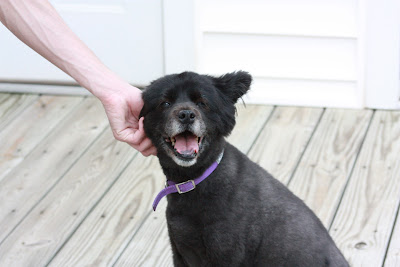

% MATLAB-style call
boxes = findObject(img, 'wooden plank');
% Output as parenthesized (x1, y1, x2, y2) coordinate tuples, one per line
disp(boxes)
(113, 106, 322, 266)
(288, 109, 372, 227)
(384, 213, 400, 267)
(0, 93, 9, 101)
(0, 129, 137, 266)
(227, 104, 274, 153)
(0, 95, 82, 181)
(330, 111, 400, 267)
(48, 105, 273, 266)
(248, 106, 323, 184)
(0, 94, 38, 132)
(114, 201, 173, 267)
(49, 155, 165, 267)
(0, 97, 109, 243)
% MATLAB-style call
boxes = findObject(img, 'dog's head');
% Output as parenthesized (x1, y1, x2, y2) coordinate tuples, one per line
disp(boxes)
(140, 71, 252, 168)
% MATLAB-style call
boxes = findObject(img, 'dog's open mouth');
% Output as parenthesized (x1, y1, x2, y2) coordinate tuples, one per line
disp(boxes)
(165, 131, 203, 160)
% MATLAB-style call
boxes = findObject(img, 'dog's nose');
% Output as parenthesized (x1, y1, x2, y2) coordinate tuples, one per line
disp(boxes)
(178, 110, 196, 124)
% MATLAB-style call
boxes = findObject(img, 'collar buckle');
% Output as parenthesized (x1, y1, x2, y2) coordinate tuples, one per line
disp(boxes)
(152, 149, 224, 211)
(175, 180, 196, 194)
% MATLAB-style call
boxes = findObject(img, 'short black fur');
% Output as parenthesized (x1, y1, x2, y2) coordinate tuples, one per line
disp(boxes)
(140, 71, 349, 266)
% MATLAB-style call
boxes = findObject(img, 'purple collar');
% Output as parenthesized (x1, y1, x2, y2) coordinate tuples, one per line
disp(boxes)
(152, 150, 224, 211)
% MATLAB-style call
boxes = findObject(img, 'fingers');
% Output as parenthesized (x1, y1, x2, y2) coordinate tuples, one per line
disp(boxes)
(118, 130, 156, 157)
(128, 118, 156, 156)
(133, 117, 157, 156)
(137, 137, 153, 151)
(140, 146, 157, 157)
(137, 137, 157, 156)
(112, 117, 156, 157)
(128, 117, 146, 146)
(129, 138, 157, 157)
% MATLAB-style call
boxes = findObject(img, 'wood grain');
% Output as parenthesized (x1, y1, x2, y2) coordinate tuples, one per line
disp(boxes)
(0, 94, 38, 132)
(0, 97, 108, 243)
(0, 129, 136, 267)
(2, 93, 399, 267)
(49, 155, 165, 267)
(330, 111, 400, 267)
(384, 213, 400, 267)
(114, 106, 322, 266)
(248, 106, 323, 184)
(0, 95, 82, 181)
(288, 109, 372, 227)
(114, 201, 173, 267)
(227, 104, 274, 153)
(0, 93, 8, 102)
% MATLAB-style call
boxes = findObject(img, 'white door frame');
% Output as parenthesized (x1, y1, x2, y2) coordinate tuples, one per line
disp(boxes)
(162, 0, 197, 75)
(362, 0, 400, 109)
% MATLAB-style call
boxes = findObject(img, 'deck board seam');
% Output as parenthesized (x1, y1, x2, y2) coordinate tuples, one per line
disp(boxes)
(0, 96, 86, 184)
(286, 108, 325, 186)
(0, 123, 108, 246)
(382, 196, 400, 267)
(0, 96, 87, 244)
(327, 110, 376, 231)
(0, 94, 39, 134)
(45, 150, 141, 267)
(111, 211, 153, 267)
(246, 106, 277, 154)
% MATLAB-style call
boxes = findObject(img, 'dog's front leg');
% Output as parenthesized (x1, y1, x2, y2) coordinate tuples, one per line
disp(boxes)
(170, 238, 188, 267)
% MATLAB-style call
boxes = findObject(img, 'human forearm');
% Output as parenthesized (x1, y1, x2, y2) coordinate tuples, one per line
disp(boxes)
(0, 0, 132, 100)
(0, 0, 155, 156)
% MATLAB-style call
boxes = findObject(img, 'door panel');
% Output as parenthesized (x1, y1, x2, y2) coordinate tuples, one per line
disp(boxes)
(0, 0, 163, 86)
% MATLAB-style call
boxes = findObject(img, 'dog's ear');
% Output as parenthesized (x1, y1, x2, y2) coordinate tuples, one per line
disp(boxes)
(139, 106, 146, 119)
(212, 71, 252, 103)
(139, 90, 150, 119)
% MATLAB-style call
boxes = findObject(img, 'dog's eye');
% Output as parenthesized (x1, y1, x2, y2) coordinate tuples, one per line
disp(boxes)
(196, 101, 206, 108)
(160, 102, 171, 108)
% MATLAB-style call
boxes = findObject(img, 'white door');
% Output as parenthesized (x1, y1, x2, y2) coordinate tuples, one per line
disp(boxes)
(164, 0, 400, 109)
(0, 0, 164, 86)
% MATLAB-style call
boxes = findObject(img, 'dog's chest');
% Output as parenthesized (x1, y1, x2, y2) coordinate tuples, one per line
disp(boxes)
(167, 213, 208, 265)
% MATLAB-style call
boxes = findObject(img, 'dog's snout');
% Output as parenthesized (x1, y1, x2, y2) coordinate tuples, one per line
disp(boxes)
(178, 110, 196, 124)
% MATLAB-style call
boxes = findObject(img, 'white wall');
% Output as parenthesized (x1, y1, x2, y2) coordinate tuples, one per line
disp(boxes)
(1, 0, 399, 109)
(0, 0, 164, 86)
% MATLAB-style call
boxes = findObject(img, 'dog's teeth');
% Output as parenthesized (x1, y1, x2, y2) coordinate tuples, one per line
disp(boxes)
(172, 141, 175, 146)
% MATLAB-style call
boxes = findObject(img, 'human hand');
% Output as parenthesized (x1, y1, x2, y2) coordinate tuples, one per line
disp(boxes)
(99, 84, 156, 157)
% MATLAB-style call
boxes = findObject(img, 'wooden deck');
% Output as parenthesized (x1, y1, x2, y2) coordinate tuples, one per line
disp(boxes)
(0, 93, 399, 266)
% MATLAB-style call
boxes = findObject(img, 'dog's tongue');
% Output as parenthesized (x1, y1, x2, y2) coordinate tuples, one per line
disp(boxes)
(174, 133, 198, 154)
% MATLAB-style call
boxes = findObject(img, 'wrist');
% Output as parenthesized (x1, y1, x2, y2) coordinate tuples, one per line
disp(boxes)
(85, 70, 141, 103)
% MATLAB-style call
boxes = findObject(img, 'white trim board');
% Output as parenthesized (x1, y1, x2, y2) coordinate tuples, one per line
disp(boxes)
(0, 83, 90, 96)
(243, 78, 361, 109)
(362, 0, 400, 109)
(162, 0, 197, 74)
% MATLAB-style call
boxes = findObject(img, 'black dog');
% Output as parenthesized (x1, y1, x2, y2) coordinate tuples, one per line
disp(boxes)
(140, 71, 349, 267)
